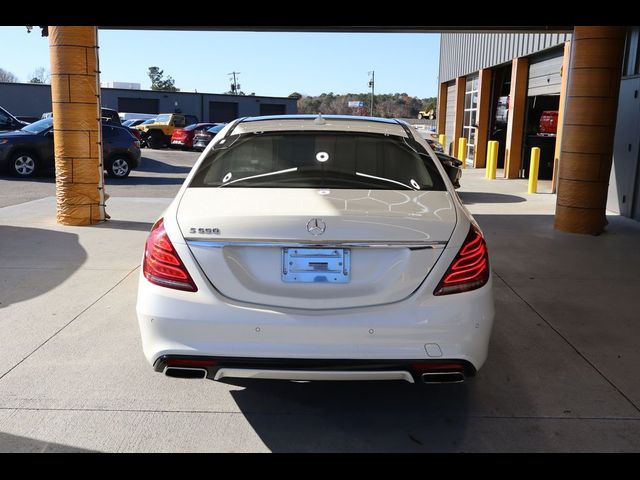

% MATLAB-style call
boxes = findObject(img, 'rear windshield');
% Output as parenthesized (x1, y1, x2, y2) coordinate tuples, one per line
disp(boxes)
(189, 132, 445, 191)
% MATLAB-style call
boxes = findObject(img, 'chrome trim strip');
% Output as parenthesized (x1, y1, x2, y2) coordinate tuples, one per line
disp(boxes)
(186, 239, 447, 249)
(214, 368, 415, 383)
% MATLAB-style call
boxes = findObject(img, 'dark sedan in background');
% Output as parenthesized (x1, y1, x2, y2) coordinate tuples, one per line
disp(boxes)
(435, 152, 462, 189)
(0, 118, 141, 178)
(192, 123, 226, 151)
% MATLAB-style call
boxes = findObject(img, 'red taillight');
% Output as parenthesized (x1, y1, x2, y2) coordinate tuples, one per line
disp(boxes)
(143, 218, 197, 292)
(434, 224, 489, 296)
(130, 128, 141, 140)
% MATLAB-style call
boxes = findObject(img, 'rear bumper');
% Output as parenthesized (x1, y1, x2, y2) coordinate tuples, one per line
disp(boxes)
(154, 355, 477, 383)
(137, 269, 495, 372)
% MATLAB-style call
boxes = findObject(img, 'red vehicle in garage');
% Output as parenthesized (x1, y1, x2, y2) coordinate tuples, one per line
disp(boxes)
(170, 123, 218, 150)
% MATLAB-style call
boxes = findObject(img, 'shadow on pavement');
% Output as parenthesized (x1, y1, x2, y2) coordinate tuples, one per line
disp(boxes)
(458, 191, 526, 204)
(95, 220, 154, 232)
(224, 379, 472, 452)
(105, 176, 186, 186)
(0, 431, 94, 452)
(134, 157, 193, 174)
(0, 226, 86, 309)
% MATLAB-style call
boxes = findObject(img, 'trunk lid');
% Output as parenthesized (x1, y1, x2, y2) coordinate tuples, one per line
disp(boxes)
(177, 188, 456, 309)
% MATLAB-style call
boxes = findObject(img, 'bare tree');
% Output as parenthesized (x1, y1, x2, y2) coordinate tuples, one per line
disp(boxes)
(29, 67, 50, 84)
(0, 68, 18, 83)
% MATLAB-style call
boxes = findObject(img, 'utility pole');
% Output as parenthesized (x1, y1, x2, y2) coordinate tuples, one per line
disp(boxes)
(368, 70, 375, 116)
(227, 71, 241, 94)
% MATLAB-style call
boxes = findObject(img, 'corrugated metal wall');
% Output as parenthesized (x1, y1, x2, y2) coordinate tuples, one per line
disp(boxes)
(439, 33, 572, 83)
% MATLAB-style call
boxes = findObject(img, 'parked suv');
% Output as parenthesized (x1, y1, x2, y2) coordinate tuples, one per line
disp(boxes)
(0, 106, 30, 132)
(0, 117, 141, 178)
(136, 113, 199, 149)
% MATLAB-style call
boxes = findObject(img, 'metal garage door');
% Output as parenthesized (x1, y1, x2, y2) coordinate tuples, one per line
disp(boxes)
(260, 104, 286, 116)
(209, 102, 239, 123)
(528, 53, 563, 96)
(117, 97, 159, 114)
(444, 83, 456, 155)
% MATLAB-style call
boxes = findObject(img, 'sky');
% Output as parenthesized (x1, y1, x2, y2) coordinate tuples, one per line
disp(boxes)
(0, 27, 440, 99)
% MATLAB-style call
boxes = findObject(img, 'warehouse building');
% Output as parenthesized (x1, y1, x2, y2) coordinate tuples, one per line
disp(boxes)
(0, 82, 297, 123)
(437, 29, 640, 222)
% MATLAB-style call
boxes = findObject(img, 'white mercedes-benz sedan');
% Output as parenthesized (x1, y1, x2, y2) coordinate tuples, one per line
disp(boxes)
(136, 115, 494, 384)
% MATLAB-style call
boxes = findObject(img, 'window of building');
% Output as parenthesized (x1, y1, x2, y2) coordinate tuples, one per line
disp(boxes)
(462, 76, 479, 165)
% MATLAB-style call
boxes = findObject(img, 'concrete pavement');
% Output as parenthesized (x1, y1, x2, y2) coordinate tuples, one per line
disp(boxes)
(0, 149, 199, 208)
(1, 167, 639, 452)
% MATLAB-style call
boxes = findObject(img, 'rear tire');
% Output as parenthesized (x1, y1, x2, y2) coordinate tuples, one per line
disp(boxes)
(11, 151, 38, 178)
(147, 130, 165, 149)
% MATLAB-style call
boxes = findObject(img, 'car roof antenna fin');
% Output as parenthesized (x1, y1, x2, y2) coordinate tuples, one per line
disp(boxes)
(314, 113, 326, 125)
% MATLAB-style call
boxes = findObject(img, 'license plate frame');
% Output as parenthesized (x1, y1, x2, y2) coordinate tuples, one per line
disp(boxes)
(282, 248, 350, 283)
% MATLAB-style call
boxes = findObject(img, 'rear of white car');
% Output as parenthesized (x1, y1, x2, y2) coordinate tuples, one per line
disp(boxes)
(136, 115, 494, 384)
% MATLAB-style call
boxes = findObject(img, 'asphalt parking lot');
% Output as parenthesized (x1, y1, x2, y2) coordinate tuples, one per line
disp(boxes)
(1, 151, 640, 452)
(0, 148, 200, 208)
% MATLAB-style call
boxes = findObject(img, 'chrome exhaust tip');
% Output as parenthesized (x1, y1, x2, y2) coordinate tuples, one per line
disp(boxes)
(421, 372, 465, 384)
(164, 366, 208, 379)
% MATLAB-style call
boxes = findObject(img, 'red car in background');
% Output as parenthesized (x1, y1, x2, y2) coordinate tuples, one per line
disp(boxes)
(170, 123, 218, 150)
(538, 110, 558, 135)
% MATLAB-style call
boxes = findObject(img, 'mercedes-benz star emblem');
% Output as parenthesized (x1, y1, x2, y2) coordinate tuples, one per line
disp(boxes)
(306, 218, 326, 236)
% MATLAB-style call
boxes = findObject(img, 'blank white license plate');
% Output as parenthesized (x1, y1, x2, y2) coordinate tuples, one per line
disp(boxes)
(282, 248, 350, 283)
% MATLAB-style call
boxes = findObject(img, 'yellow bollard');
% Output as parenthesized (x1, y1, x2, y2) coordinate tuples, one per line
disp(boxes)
(457, 137, 467, 169)
(528, 147, 541, 194)
(438, 134, 446, 150)
(485, 141, 494, 179)
(488, 140, 498, 180)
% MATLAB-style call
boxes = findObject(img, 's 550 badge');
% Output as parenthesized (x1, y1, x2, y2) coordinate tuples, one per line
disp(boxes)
(189, 227, 221, 235)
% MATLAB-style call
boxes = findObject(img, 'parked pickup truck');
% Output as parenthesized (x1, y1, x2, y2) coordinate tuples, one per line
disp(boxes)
(135, 113, 199, 149)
